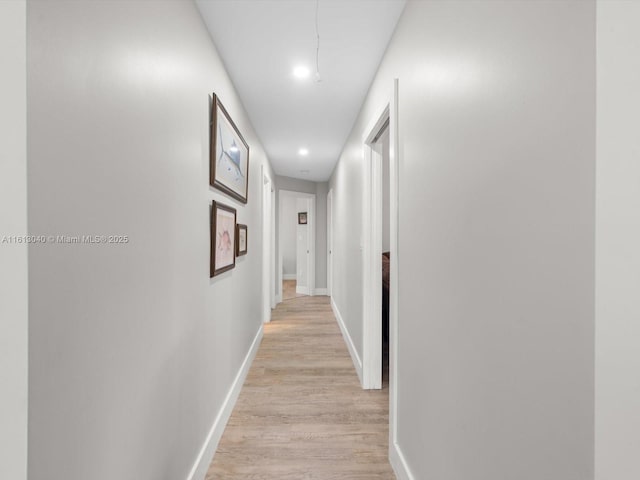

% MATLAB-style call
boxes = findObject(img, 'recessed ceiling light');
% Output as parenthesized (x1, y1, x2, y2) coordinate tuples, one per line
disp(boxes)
(298, 148, 309, 156)
(293, 65, 310, 79)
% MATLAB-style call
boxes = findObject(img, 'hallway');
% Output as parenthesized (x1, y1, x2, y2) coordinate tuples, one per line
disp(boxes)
(205, 296, 394, 479)
(6, 1, 640, 479)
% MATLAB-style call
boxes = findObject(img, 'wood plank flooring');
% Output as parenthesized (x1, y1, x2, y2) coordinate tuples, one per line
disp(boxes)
(282, 279, 305, 301)
(205, 296, 395, 479)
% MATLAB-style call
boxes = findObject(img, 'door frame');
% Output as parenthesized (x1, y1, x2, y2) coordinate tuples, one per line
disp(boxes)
(327, 189, 333, 297)
(360, 81, 400, 468)
(277, 189, 316, 300)
(361, 106, 386, 390)
(262, 168, 273, 323)
(270, 184, 276, 309)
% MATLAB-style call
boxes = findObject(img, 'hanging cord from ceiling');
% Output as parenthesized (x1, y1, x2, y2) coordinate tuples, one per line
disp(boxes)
(315, 0, 322, 82)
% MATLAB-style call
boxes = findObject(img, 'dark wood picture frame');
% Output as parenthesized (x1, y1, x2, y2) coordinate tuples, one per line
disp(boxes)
(298, 212, 308, 225)
(236, 224, 248, 256)
(210, 93, 250, 204)
(210, 200, 237, 277)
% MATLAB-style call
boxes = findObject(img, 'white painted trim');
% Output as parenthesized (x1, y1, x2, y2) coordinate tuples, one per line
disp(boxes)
(186, 326, 263, 480)
(327, 189, 333, 297)
(275, 293, 282, 304)
(388, 78, 401, 452)
(389, 441, 415, 480)
(262, 168, 273, 323)
(295, 285, 309, 295)
(331, 298, 363, 384)
(282, 273, 296, 280)
(361, 102, 390, 390)
(314, 288, 328, 296)
(270, 185, 277, 310)
(358, 80, 402, 468)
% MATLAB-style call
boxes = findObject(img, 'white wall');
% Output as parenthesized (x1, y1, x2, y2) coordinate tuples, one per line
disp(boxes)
(330, 1, 595, 479)
(0, 1, 28, 479)
(595, 2, 640, 479)
(27, 1, 273, 479)
(315, 181, 329, 289)
(281, 195, 297, 277)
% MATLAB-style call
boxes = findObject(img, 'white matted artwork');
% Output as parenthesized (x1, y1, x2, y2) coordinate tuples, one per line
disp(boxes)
(210, 93, 250, 203)
(211, 200, 236, 277)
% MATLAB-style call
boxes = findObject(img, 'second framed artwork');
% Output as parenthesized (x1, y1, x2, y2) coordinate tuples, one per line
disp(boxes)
(210, 200, 237, 277)
(210, 93, 250, 204)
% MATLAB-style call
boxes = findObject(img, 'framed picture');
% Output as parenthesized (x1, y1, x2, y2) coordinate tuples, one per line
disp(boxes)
(210, 93, 250, 204)
(236, 224, 248, 256)
(298, 212, 308, 225)
(211, 201, 237, 277)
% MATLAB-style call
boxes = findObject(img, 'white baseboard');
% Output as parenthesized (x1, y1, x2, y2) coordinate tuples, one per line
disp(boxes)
(330, 298, 362, 384)
(275, 293, 282, 304)
(282, 273, 296, 280)
(313, 288, 328, 296)
(296, 286, 309, 295)
(186, 326, 263, 480)
(389, 441, 415, 480)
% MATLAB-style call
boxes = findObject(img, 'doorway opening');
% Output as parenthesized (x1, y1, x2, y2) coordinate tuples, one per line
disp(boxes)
(376, 126, 391, 386)
(361, 107, 389, 391)
(360, 82, 400, 463)
(262, 169, 275, 323)
(278, 190, 316, 302)
(359, 80, 400, 468)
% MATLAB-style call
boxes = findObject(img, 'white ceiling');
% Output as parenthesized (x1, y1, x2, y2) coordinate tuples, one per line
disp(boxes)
(196, 0, 406, 182)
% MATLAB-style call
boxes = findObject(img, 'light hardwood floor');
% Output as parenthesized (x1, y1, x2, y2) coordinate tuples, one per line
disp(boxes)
(282, 279, 305, 301)
(205, 296, 395, 479)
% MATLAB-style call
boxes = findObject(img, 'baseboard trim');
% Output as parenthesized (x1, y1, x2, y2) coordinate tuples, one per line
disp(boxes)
(389, 441, 414, 480)
(296, 286, 309, 295)
(313, 288, 328, 296)
(186, 326, 263, 480)
(330, 298, 363, 384)
(283, 273, 296, 280)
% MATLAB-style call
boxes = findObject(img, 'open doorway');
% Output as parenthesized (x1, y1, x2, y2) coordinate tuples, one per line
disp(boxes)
(359, 81, 400, 468)
(376, 126, 391, 386)
(361, 82, 399, 414)
(361, 110, 389, 391)
(278, 190, 316, 302)
(262, 169, 275, 323)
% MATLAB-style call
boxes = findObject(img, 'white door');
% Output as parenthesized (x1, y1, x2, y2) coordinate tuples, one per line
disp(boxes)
(295, 197, 310, 295)
(296, 225, 308, 294)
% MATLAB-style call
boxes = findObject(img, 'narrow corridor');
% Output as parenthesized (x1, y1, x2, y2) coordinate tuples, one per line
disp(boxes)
(205, 296, 394, 479)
